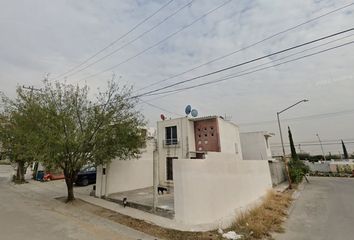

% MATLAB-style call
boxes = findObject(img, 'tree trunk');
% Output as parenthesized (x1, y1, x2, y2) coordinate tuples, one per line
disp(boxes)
(15, 161, 25, 184)
(64, 169, 79, 202)
(65, 176, 75, 202)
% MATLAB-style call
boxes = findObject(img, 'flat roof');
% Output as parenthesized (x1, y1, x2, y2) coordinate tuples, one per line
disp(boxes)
(188, 115, 219, 121)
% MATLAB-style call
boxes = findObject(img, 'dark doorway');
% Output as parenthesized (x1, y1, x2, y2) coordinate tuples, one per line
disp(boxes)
(166, 157, 177, 180)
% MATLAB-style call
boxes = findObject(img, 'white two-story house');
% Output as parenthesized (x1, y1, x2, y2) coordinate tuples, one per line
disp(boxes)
(156, 115, 243, 185)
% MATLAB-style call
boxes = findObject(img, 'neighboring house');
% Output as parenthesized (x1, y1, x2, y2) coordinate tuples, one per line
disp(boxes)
(240, 131, 274, 160)
(156, 115, 243, 185)
(240, 131, 287, 186)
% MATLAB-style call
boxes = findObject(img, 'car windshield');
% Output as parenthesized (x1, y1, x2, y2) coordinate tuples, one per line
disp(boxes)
(82, 166, 95, 172)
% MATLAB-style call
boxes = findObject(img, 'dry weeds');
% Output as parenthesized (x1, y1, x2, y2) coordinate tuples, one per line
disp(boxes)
(230, 190, 293, 240)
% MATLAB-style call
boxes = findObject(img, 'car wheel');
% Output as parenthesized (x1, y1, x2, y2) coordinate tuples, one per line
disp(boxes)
(81, 178, 89, 186)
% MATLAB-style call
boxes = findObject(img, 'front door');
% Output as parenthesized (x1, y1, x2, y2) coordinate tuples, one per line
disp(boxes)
(166, 157, 176, 180)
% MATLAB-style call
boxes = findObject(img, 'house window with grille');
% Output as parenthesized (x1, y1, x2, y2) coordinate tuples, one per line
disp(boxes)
(165, 126, 177, 145)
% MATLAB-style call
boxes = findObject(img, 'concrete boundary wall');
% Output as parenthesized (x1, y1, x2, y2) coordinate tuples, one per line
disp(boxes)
(304, 161, 331, 173)
(96, 141, 154, 197)
(106, 158, 153, 195)
(268, 160, 286, 186)
(173, 156, 272, 228)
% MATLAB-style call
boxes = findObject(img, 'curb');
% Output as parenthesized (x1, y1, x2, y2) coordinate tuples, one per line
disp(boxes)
(287, 179, 306, 215)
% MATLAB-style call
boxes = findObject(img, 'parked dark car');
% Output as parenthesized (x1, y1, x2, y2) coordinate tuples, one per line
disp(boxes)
(75, 166, 96, 186)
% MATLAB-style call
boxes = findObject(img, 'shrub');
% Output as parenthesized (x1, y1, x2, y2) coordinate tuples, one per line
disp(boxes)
(288, 159, 309, 183)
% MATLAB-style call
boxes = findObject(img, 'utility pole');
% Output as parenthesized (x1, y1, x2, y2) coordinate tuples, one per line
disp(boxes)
(316, 133, 326, 161)
(277, 99, 309, 189)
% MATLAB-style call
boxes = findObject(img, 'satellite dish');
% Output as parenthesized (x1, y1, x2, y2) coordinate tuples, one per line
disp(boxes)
(185, 105, 192, 115)
(191, 109, 198, 117)
(160, 114, 166, 121)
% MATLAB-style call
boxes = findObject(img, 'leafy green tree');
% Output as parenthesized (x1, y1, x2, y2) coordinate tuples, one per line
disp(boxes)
(38, 81, 146, 201)
(341, 140, 349, 159)
(2, 81, 145, 201)
(0, 89, 42, 183)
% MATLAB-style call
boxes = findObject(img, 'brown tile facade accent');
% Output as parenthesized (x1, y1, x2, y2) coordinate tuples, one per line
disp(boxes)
(194, 118, 220, 152)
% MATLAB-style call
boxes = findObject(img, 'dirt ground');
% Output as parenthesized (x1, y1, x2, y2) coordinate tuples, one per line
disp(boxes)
(60, 197, 221, 240)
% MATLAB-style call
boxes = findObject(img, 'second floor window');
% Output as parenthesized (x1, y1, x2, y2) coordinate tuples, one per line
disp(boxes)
(165, 126, 177, 145)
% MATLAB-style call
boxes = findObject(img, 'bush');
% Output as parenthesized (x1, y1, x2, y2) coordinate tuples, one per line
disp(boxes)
(288, 159, 309, 183)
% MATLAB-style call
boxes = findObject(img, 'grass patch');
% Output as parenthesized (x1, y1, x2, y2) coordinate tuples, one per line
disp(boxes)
(230, 190, 293, 240)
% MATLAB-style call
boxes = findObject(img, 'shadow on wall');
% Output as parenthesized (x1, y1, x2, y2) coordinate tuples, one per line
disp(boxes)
(173, 154, 273, 230)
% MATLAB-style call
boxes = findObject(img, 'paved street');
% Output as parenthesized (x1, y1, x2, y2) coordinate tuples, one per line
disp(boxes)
(0, 165, 158, 240)
(275, 177, 354, 240)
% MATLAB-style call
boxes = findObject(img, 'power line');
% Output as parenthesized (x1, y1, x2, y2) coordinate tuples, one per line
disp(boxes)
(78, 0, 233, 82)
(64, 0, 195, 79)
(140, 38, 354, 97)
(239, 108, 354, 126)
(140, 32, 354, 103)
(140, 99, 183, 117)
(271, 142, 354, 147)
(121, 38, 354, 113)
(154, 39, 354, 96)
(272, 138, 354, 145)
(54, 0, 174, 79)
(135, 2, 354, 92)
(134, 28, 354, 98)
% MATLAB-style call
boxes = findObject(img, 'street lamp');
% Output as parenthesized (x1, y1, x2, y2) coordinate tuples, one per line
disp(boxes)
(277, 99, 309, 189)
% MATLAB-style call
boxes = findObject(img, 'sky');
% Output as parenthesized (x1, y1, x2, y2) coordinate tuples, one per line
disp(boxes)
(0, 0, 353, 155)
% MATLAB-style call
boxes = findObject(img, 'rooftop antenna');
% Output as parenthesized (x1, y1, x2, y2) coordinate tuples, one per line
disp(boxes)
(191, 109, 198, 117)
(185, 105, 192, 116)
(185, 104, 198, 118)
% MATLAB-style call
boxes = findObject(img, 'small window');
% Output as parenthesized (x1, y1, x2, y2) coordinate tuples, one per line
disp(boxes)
(198, 128, 201, 131)
(211, 133, 214, 136)
(198, 134, 201, 138)
(204, 127, 207, 131)
(210, 126, 214, 130)
(204, 133, 207, 137)
(204, 140, 208, 144)
(165, 126, 177, 145)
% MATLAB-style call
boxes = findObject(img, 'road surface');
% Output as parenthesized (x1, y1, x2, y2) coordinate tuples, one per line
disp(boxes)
(0, 165, 158, 240)
(275, 177, 354, 240)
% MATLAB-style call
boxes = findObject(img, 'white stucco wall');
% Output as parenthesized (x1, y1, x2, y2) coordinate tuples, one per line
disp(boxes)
(173, 155, 272, 228)
(217, 119, 242, 160)
(240, 132, 273, 160)
(96, 139, 154, 197)
(156, 117, 195, 184)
